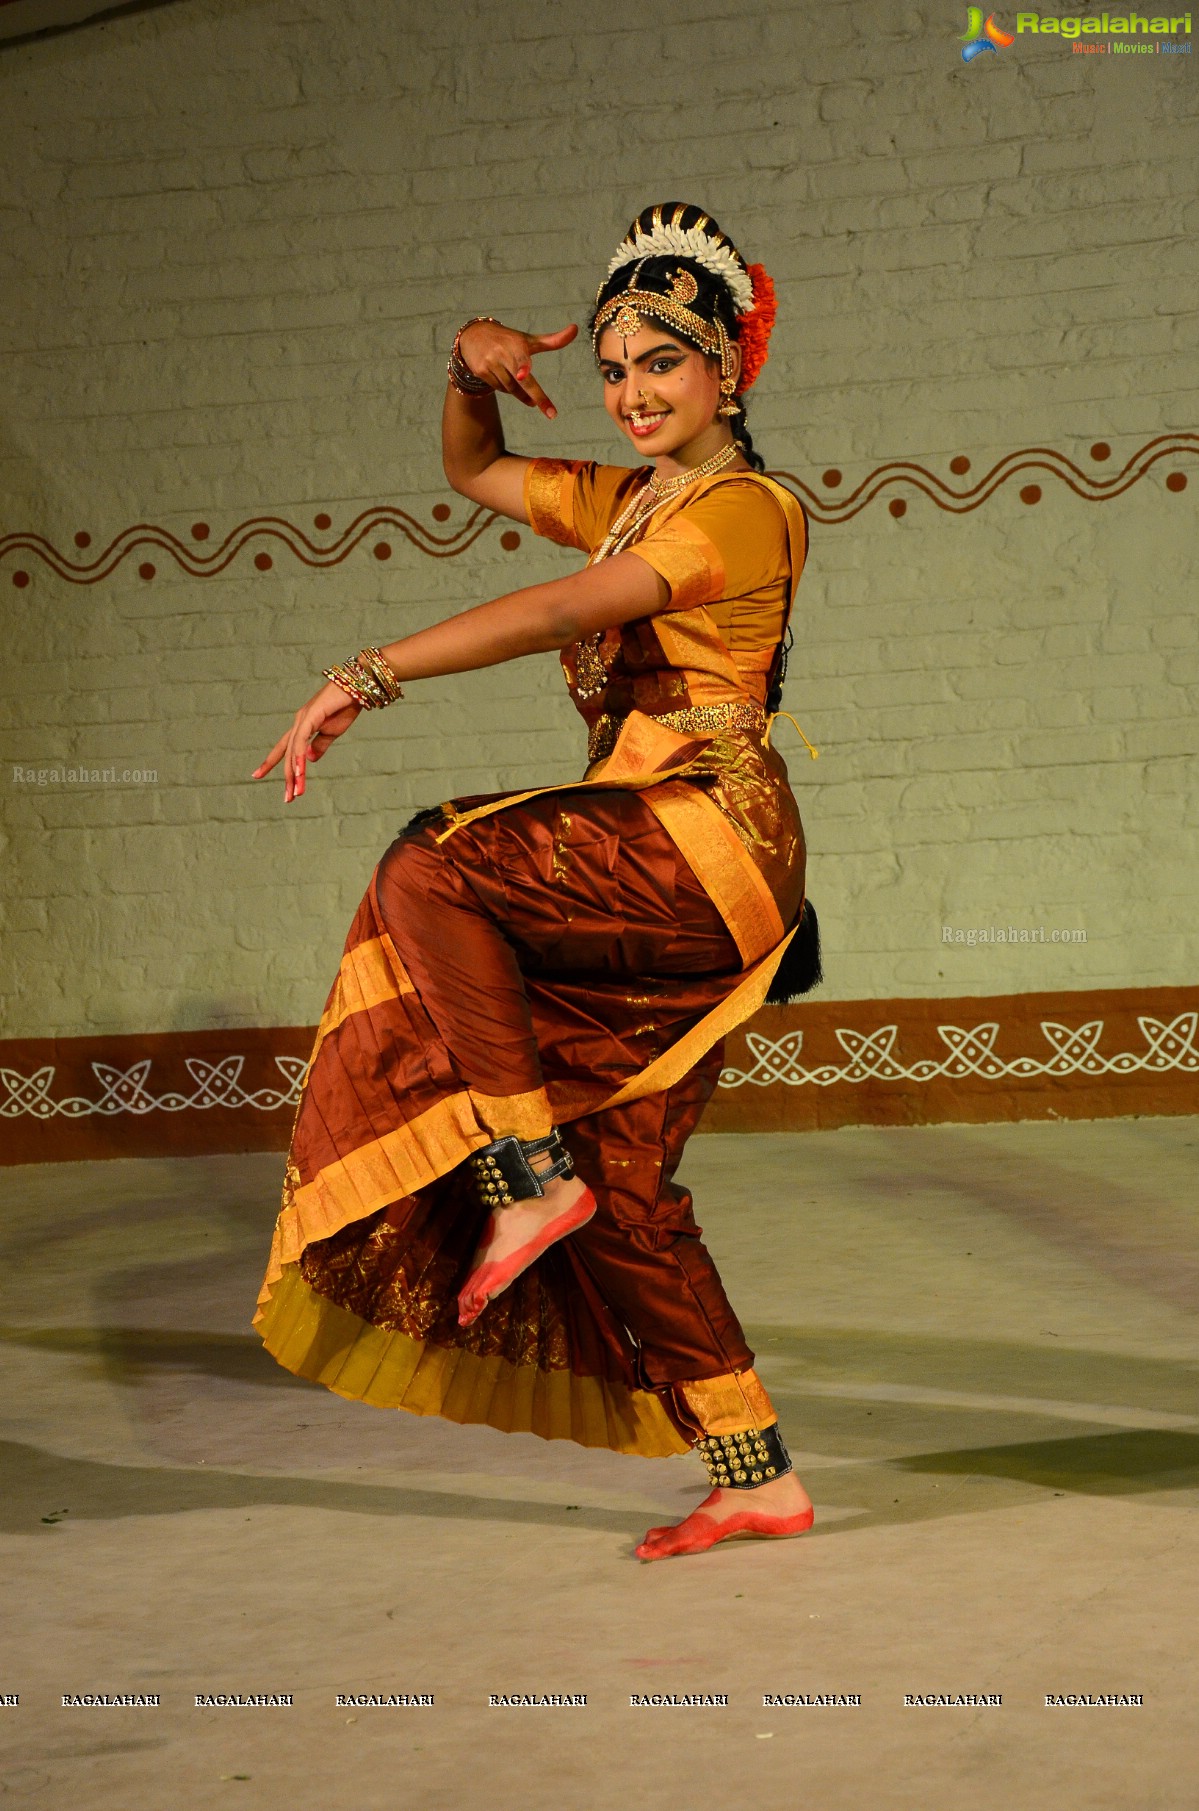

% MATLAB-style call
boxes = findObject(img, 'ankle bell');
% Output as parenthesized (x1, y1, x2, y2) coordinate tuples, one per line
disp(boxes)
(695, 1422, 793, 1490)
(468, 1128, 575, 1208)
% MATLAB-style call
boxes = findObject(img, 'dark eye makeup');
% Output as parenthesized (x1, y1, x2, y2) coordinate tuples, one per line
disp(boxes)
(600, 356, 685, 383)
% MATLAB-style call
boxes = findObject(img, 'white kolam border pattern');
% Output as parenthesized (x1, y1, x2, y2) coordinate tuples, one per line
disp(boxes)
(0, 1055, 308, 1120)
(718, 1013, 1199, 1089)
(1, 1014, 1196, 1123)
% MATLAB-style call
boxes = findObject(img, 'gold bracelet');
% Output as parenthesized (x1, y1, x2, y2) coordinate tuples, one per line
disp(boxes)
(322, 647, 405, 710)
(356, 645, 405, 703)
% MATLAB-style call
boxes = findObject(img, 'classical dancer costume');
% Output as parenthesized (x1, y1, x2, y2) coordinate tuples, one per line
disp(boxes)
(254, 204, 820, 1530)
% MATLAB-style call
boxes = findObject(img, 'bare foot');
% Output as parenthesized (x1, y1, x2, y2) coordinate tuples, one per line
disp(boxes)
(470, 1173, 588, 1273)
(457, 1170, 594, 1326)
(636, 1469, 814, 1561)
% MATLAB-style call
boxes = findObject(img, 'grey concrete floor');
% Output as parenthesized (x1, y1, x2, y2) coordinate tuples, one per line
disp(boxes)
(0, 1117, 1196, 1811)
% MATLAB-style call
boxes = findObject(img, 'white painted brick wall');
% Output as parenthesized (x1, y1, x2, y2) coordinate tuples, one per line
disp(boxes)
(0, 0, 1195, 1036)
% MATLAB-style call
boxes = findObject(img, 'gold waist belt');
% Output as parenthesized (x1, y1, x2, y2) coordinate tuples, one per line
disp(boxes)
(588, 699, 766, 764)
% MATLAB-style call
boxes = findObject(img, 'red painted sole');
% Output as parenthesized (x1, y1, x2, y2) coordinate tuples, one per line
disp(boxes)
(636, 1504, 815, 1561)
(457, 1188, 597, 1327)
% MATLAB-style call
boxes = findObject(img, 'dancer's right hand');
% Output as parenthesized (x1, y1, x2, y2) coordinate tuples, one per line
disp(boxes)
(457, 319, 578, 418)
(252, 680, 362, 804)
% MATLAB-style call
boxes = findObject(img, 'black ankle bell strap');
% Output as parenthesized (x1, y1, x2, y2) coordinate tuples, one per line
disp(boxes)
(695, 1422, 793, 1490)
(469, 1128, 575, 1206)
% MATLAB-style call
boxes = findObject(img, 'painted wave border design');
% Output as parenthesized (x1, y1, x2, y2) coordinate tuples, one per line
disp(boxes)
(1, 434, 1193, 585)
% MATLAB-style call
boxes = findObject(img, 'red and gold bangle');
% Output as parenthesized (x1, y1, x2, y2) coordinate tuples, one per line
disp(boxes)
(322, 646, 404, 710)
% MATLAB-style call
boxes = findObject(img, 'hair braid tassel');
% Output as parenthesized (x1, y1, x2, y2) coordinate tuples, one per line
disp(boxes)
(736, 263, 778, 394)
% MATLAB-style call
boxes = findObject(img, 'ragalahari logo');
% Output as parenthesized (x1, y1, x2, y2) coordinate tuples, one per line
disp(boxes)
(960, 7, 1017, 56)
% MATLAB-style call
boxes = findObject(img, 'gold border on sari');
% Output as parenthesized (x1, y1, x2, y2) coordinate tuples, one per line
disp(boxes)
(643, 780, 784, 965)
(589, 921, 795, 1115)
(675, 1368, 777, 1436)
(256, 1264, 690, 1457)
(467, 1085, 555, 1141)
(257, 1089, 492, 1309)
(523, 456, 583, 548)
(627, 515, 725, 615)
(305, 934, 414, 1075)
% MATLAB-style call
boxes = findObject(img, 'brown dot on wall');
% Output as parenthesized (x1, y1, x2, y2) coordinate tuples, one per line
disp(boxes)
(254, 552, 273, 571)
(1090, 442, 1111, 461)
(950, 456, 970, 475)
(500, 530, 521, 551)
(12, 570, 30, 588)
(138, 562, 155, 581)
(191, 522, 210, 541)
(1019, 484, 1041, 505)
(374, 542, 392, 560)
(1166, 472, 1187, 493)
(314, 513, 332, 531)
(888, 499, 906, 519)
(74, 531, 91, 549)
(821, 469, 842, 488)
(432, 503, 452, 522)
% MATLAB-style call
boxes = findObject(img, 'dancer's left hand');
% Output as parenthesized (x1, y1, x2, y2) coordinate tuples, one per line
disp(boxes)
(252, 682, 362, 802)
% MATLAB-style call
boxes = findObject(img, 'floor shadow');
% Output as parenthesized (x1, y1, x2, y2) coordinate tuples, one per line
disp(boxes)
(898, 1427, 1199, 1495)
(0, 1324, 309, 1390)
(747, 1324, 1199, 1418)
(6, 1418, 1195, 1549)
(0, 1438, 649, 1540)
(8, 1320, 1197, 1421)
(5, 1322, 1197, 1546)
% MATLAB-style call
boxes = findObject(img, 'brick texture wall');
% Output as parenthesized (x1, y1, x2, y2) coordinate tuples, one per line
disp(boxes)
(1, 0, 1195, 1038)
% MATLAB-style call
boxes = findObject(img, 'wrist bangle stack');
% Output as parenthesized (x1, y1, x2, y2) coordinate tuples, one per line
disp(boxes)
(447, 315, 499, 397)
(322, 646, 405, 710)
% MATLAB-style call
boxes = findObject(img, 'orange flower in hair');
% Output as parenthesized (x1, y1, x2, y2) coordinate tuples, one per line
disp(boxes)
(735, 264, 777, 395)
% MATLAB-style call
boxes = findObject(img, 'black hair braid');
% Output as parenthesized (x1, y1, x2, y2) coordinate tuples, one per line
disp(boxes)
(764, 624, 791, 715)
(590, 202, 767, 472)
(727, 399, 765, 474)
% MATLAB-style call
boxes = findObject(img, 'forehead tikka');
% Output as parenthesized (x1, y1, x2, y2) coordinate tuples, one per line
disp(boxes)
(592, 274, 727, 373)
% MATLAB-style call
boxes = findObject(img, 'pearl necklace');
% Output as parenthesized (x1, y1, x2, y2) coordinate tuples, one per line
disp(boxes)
(591, 440, 740, 565)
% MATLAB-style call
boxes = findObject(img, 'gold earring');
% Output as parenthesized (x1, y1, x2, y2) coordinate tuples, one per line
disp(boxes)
(715, 320, 740, 416)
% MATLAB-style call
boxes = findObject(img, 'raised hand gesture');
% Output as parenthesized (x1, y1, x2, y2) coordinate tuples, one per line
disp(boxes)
(456, 319, 578, 419)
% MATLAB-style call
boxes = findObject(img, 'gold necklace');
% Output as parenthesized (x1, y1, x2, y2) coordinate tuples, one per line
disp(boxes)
(592, 441, 739, 565)
(646, 440, 739, 499)
(575, 443, 741, 704)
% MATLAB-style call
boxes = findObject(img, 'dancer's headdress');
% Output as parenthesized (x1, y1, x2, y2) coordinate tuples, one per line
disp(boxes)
(591, 202, 777, 399)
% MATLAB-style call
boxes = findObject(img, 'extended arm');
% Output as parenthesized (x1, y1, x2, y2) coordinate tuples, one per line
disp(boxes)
(253, 551, 669, 801)
(374, 550, 667, 680)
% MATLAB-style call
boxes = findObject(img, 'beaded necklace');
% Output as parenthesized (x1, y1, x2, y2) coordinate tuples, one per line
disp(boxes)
(590, 440, 740, 566)
(573, 441, 741, 704)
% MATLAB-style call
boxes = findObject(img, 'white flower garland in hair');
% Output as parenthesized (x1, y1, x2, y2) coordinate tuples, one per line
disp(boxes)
(606, 224, 755, 315)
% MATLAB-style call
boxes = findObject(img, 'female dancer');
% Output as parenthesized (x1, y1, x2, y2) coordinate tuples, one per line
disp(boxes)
(252, 202, 819, 1561)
